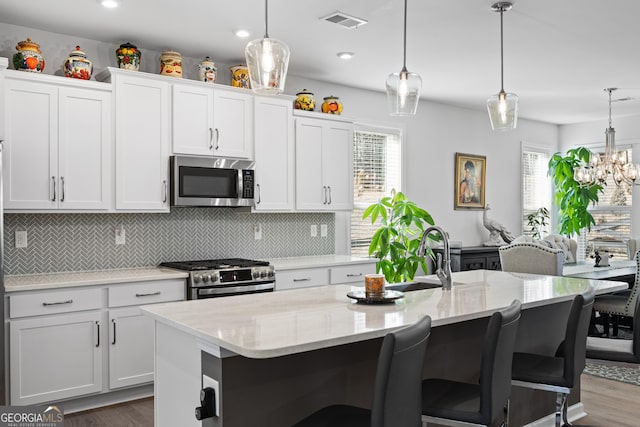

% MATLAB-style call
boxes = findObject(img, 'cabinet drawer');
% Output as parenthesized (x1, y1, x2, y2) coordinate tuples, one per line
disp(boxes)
(109, 279, 185, 307)
(276, 268, 328, 291)
(9, 288, 103, 319)
(329, 263, 377, 284)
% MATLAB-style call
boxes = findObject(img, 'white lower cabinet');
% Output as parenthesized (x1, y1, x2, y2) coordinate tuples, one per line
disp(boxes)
(275, 262, 377, 291)
(10, 311, 103, 405)
(8, 278, 185, 405)
(108, 307, 154, 389)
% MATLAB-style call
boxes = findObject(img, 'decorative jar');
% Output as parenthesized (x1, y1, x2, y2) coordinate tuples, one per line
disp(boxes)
(159, 50, 183, 78)
(229, 65, 251, 89)
(295, 89, 316, 111)
(115, 42, 141, 71)
(63, 45, 93, 80)
(13, 38, 45, 73)
(321, 95, 343, 115)
(197, 57, 217, 83)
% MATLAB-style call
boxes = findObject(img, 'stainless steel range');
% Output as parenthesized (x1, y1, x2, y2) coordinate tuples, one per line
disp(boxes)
(160, 258, 275, 299)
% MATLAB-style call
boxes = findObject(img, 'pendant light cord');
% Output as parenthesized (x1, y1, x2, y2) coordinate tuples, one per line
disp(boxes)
(264, 0, 269, 38)
(499, 6, 504, 91)
(402, 0, 408, 71)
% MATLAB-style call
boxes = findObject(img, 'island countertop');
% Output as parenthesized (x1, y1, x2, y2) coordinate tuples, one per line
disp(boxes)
(141, 270, 626, 359)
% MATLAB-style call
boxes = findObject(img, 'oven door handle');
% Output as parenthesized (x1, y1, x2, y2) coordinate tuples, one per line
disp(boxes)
(237, 169, 244, 199)
(196, 282, 274, 297)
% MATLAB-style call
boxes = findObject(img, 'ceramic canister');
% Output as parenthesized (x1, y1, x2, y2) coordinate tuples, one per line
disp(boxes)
(197, 57, 217, 83)
(115, 42, 141, 71)
(321, 95, 343, 115)
(229, 64, 251, 89)
(159, 50, 183, 78)
(295, 89, 316, 111)
(63, 45, 93, 80)
(13, 38, 45, 73)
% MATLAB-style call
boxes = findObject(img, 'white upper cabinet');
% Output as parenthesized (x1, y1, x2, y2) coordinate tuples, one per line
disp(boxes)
(171, 82, 253, 159)
(3, 71, 111, 211)
(295, 113, 353, 211)
(253, 96, 294, 211)
(212, 87, 254, 159)
(111, 70, 170, 211)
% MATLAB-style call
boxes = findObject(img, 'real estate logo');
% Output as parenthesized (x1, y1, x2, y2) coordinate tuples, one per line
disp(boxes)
(0, 405, 64, 427)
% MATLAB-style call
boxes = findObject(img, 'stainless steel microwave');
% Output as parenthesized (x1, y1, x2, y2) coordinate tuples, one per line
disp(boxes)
(170, 155, 255, 207)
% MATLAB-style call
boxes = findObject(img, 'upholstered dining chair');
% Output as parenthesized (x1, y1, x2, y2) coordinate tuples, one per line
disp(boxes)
(626, 238, 640, 260)
(293, 316, 432, 427)
(587, 293, 640, 363)
(499, 242, 565, 276)
(593, 250, 640, 336)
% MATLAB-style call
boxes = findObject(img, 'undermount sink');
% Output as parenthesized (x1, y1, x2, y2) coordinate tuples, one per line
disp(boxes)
(386, 281, 442, 292)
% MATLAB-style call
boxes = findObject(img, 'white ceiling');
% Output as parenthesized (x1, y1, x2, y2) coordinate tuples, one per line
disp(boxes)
(2, 0, 640, 125)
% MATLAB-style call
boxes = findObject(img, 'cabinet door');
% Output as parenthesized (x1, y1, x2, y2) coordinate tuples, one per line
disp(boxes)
(109, 307, 155, 389)
(4, 78, 58, 209)
(295, 118, 325, 210)
(253, 97, 294, 211)
(115, 75, 170, 211)
(212, 89, 253, 158)
(322, 122, 353, 210)
(58, 87, 111, 210)
(172, 84, 214, 156)
(10, 311, 103, 405)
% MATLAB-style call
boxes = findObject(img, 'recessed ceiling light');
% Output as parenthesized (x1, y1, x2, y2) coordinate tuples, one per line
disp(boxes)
(234, 29, 251, 38)
(337, 52, 355, 60)
(99, 0, 119, 8)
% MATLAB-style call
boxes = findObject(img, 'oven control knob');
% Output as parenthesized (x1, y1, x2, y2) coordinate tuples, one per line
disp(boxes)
(193, 275, 202, 284)
(211, 273, 219, 282)
(202, 274, 211, 282)
(267, 270, 274, 278)
(253, 271, 260, 279)
(261, 271, 268, 278)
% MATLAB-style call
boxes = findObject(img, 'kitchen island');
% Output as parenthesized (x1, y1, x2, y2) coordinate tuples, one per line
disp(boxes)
(142, 270, 626, 427)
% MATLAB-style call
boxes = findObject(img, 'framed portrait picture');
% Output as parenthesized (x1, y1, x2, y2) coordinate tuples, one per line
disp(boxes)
(454, 153, 486, 210)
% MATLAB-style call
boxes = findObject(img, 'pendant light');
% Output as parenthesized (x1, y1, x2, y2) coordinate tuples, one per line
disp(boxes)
(385, 0, 422, 116)
(487, 2, 518, 131)
(245, 0, 290, 94)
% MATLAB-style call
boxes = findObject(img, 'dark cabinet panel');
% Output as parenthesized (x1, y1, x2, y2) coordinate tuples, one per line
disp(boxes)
(435, 246, 501, 272)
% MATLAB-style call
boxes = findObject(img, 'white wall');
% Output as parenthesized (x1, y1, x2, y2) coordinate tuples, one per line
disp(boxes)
(560, 115, 640, 237)
(0, 22, 560, 251)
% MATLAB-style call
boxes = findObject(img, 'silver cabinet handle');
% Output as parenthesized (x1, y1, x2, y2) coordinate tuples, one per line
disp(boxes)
(327, 186, 332, 204)
(42, 299, 73, 306)
(256, 184, 261, 204)
(208, 127, 214, 150)
(112, 319, 117, 345)
(214, 128, 220, 150)
(95, 321, 100, 348)
(346, 273, 363, 277)
(136, 291, 161, 297)
(293, 278, 311, 282)
(322, 186, 327, 204)
(51, 176, 56, 201)
(162, 180, 167, 203)
(60, 176, 65, 202)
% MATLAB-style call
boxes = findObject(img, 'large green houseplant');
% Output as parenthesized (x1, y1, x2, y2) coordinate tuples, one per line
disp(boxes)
(362, 192, 437, 283)
(547, 147, 603, 235)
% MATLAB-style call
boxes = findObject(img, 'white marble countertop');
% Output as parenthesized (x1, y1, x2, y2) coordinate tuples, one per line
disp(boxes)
(4, 267, 189, 292)
(269, 255, 375, 270)
(141, 269, 626, 359)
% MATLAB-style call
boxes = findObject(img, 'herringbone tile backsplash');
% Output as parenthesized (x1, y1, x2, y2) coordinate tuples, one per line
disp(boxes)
(4, 209, 335, 275)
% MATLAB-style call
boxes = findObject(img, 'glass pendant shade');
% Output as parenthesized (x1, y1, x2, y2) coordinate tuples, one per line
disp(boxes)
(245, 37, 290, 94)
(386, 68, 422, 116)
(487, 89, 518, 130)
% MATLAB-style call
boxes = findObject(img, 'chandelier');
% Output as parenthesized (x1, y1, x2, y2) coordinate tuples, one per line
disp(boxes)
(573, 88, 639, 187)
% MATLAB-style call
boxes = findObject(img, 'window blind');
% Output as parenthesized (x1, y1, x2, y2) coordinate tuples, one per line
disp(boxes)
(587, 148, 633, 257)
(521, 149, 551, 237)
(351, 129, 402, 257)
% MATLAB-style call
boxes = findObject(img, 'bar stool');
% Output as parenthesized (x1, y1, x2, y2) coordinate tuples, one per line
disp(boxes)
(511, 290, 595, 427)
(421, 300, 522, 427)
(292, 315, 432, 427)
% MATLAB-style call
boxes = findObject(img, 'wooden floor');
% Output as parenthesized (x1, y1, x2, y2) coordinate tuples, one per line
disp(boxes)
(64, 372, 639, 426)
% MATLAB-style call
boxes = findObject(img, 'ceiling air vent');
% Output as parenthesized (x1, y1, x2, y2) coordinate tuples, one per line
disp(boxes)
(320, 11, 368, 29)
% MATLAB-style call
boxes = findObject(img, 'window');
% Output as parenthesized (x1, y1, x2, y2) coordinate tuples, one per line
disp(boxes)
(350, 126, 402, 257)
(586, 147, 633, 257)
(521, 145, 552, 237)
